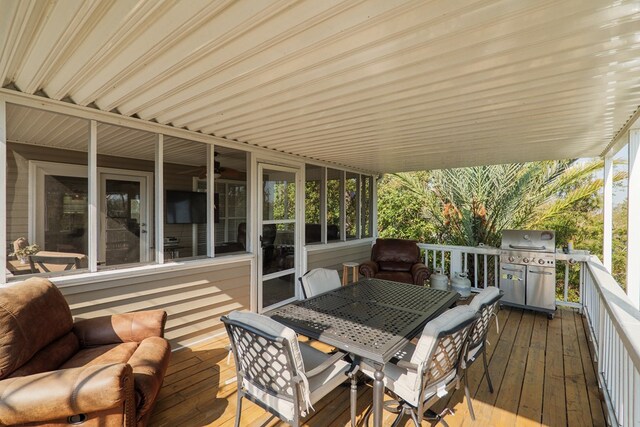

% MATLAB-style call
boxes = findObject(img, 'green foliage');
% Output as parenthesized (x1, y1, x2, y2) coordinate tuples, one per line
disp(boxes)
(377, 172, 438, 241)
(377, 160, 628, 294)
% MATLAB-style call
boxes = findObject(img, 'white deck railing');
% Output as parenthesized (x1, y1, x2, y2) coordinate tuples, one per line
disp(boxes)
(418, 243, 639, 426)
(582, 256, 640, 427)
(418, 243, 584, 307)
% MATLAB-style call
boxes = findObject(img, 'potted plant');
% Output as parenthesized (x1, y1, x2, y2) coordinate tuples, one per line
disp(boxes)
(12, 243, 41, 264)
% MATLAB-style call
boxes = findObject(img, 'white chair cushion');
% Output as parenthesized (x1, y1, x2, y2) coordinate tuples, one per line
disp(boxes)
(243, 342, 349, 420)
(301, 268, 341, 298)
(360, 359, 457, 407)
(469, 286, 500, 311)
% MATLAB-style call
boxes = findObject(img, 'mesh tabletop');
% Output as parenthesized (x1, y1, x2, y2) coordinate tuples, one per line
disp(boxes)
(267, 278, 458, 363)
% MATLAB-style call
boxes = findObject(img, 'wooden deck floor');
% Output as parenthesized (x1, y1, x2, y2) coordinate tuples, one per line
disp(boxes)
(148, 307, 605, 427)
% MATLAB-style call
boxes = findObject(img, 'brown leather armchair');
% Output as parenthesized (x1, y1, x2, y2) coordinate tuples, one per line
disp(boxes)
(0, 278, 171, 427)
(359, 238, 430, 285)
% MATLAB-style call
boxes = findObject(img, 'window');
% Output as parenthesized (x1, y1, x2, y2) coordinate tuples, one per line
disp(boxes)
(214, 146, 248, 256)
(361, 175, 373, 238)
(163, 136, 209, 262)
(6, 104, 89, 277)
(305, 164, 323, 244)
(326, 168, 342, 241)
(345, 172, 359, 239)
(97, 123, 155, 269)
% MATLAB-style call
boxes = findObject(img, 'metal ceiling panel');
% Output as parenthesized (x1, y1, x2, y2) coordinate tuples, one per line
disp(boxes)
(2, 0, 639, 173)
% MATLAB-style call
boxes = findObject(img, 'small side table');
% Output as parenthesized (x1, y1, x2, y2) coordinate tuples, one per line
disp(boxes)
(342, 261, 360, 285)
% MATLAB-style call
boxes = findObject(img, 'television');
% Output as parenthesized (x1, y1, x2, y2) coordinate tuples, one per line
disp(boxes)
(165, 190, 208, 224)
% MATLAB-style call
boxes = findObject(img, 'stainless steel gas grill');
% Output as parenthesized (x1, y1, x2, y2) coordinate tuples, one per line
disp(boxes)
(499, 230, 557, 318)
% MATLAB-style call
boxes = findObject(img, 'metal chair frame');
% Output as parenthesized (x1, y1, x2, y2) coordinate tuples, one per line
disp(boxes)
(463, 292, 503, 420)
(221, 315, 355, 427)
(364, 314, 479, 427)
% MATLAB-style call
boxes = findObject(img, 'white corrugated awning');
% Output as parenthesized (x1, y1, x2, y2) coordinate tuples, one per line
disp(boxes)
(1, 0, 639, 173)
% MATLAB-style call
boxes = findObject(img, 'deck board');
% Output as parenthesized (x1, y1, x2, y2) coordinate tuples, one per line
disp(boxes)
(148, 307, 605, 426)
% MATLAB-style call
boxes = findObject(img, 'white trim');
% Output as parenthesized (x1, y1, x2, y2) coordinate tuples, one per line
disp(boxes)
(627, 129, 640, 310)
(304, 237, 375, 253)
(99, 171, 152, 265)
(29, 161, 87, 248)
(0, 100, 6, 285)
(603, 154, 613, 272)
(155, 134, 164, 264)
(340, 170, 346, 241)
(1, 89, 377, 175)
(257, 162, 302, 312)
(356, 174, 362, 239)
(88, 120, 98, 272)
(372, 175, 379, 239)
(249, 152, 258, 312)
(321, 166, 327, 244)
(30, 253, 255, 289)
(206, 144, 215, 257)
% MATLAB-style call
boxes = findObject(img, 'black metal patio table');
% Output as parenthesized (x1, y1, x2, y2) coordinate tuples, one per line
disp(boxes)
(266, 278, 459, 427)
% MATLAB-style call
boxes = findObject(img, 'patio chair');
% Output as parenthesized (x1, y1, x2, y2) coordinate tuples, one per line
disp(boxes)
(462, 286, 503, 420)
(222, 311, 357, 426)
(300, 268, 341, 298)
(361, 305, 478, 427)
(359, 238, 430, 285)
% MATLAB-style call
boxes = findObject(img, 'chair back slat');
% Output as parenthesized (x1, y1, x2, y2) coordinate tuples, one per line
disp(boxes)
(469, 298, 500, 347)
(425, 320, 475, 385)
(222, 318, 299, 402)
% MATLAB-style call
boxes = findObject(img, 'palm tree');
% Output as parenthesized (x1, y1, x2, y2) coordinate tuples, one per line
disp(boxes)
(389, 160, 625, 247)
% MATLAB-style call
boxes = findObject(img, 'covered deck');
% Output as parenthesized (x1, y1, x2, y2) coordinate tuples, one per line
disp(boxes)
(1, 1, 640, 426)
(151, 306, 604, 426)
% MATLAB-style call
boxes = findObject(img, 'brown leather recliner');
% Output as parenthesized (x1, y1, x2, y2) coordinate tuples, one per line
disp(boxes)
(0, 278, 171, 427)
(359, 238, 430, 285)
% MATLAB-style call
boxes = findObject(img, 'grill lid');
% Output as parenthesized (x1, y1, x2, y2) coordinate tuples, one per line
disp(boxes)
(501, 230, 555, 253)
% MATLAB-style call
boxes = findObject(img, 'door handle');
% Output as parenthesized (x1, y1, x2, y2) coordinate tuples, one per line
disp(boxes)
(509, 244, 546, 250)
(501, 267, 523, 272)
(529, 270, 553, 275)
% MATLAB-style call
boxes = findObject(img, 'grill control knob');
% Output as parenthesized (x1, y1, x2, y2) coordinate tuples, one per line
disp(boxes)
(508, 256, 515, 262)
(523, 257, 530, 263)
(538, 259, 545, 265)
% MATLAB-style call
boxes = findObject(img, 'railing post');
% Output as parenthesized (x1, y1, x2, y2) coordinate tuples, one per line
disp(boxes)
(450, 250, 463, 281)
(564, 263, 570, 303)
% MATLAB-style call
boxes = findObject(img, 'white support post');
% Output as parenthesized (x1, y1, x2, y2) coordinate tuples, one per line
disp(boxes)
(372, 176, 378, 239)
(627, 129, 640, 310)
(340, 170, 346, 241)
(155, 134, 164, 264)
(206, 144, 215, 257)
(0, 100, 6, 285)
(603, 154, 614, 272)
(87, 120, 98, 272)
(356, 175, 361, 239)
(321, 167, 327, 243)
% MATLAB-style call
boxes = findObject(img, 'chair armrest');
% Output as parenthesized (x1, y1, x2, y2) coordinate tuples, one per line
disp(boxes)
(359, 261, 378, 278)
(411, 263, 430, 286)
(396, 359, 420, 372)
(0, 363, 134, 425)
(305, 351, 348, 378)
(74, 310, 167, 347)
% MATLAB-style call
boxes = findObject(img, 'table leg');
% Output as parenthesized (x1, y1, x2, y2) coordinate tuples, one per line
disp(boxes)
(373, 364, 385, 427)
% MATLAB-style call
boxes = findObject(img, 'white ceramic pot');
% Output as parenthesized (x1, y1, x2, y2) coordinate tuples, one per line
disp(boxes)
(451, 272, 472, 297)
(430, 268, 449, 291)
